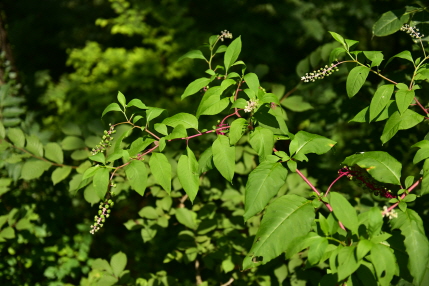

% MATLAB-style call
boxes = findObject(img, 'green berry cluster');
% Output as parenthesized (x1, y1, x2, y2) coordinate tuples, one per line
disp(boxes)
(92, 124, 116, 155)
(90, 198, 114, 234)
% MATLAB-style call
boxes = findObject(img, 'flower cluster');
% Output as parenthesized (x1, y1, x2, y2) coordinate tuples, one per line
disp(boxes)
(244, 99, 259, 113)
(90, 198, 114, 234)
(220, 30, 233, 41)
(91, 124, 116, 155)
(338, 166, 397, 199)
(400, 24, 424, 39)
(382, 206, 398, 220)
(301, 64, 339, 82)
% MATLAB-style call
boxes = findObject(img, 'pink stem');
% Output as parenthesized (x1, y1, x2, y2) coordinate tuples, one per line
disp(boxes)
(382, 178, 421, 215)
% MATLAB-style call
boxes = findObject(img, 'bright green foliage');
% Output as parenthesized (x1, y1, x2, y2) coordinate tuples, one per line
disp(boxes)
(2, 2, 429, 286)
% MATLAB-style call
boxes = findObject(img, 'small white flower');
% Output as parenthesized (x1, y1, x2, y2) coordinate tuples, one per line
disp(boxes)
(244, 99, 258, 113)
(400, 24, 424, 39)
(382, 206, 398, 220)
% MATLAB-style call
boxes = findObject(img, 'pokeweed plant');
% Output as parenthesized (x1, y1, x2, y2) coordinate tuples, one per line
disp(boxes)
(2, 5, 429, 286)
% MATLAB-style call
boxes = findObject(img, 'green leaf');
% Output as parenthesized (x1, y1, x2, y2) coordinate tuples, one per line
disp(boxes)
(373, 9, 409, 37)
(260, 93, 280, 105)
(224, 36, 242, 72)
(128, 138, 155, 157)
(381, 110, 424, 143)
(346, 66, 370, 98)
(307, 237, 329, 266)
(337, 245, 360, 281)
(244, 73, 260, 98)
(363, 51, 384, 67)
(395, 89, 414, 115)
(329, 31, 346, 47)
(177, 50, 207, 62)
(370, 244, 396, 286)
(149, 153, 171, 194)
(125, 160, 147, 196)
(101, 103, 122, 118)
(165, 124, 187, 140)
(139, 206, 158, 219)
(369, 85, 394, 122)
(329, 47, 346, 63)
(281, 95, 313, 112)
(181, 77, 212, 100)
(212, 135, 235, 182)
(175, 208, 197, 230)
(110, 251, 127, 278)
(117, 91, 126, 108)
(93, 168, 109, 200)
(196, 86, 229, 118)
(52, 166, 72, 185)
(20, 160, 51, 180)
(289, 131, 336, 159)
(403, 220, 429, 285)
(127, 99, 147, 109)
(7, 128, 25, 148)
(244, 155, 287, 221)
(146, 107, 165, 123)
(25, 135, 44, 157)
(162, 113, 198, 130)
(421, 159, 429, 196)
(61, 122, 82, 136)
(329, 192, 359, 234)
(44, 143, 64, 164)
(154, 123, 168, 136)
(198, 147, 213, 174)
(177, 147, 199, 202)
(356, 239, 373, 261)
(61, 136, 85, 150)
(386, 51, 414, 67)
(82, 165, 100, 180)
(342, 151, 401, 185)
(89, 152, 105, 165)
(242, 195, 314, 270)
(0, 122, 5, 138)
(249, 127, 274, 162)
(229, 118, 247, 145)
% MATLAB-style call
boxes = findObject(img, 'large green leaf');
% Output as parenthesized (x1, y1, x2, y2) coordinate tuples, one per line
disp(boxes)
(110, 251, 127, 278)
(346, 66, 370, 98)
(242, 195, 314, 269)
(329, 192, 359, 234)
(381, 110, 424, 143)
(373, 9, 409, 36)
(212, 135, 235, 182)
(229, 118, 247, 145)
(289, 131, 336, 159)
(7, 128, 25, 148)
(181, 77, 212, 100)
(370, 244, 396, 286)
(175, 208, 197, 230)
(20, 160, 51, 180)
(145, 107, 165, 123)
(224, 36, 242, 72)
(369, 84, 394, 121)
(162, 113, 198, 130)
(149, 153, 171, 194)
(249, 127, 274, 162)
(342, 151, 401, 185)
(93, 168, 110, 200)
(125, 160, 147, 196)
(395, 89, 415, 115)
(386, 50, 414, 67)
(196, 86, 229, 118)
(337, 245, 360, 281)
(177, 49, 207, 62)
(51, 166, 72, 185)
(243, 73, 260, 98)
(44, 143, 64, 164)
(128, 138, 155, 157)
(25, 135, 44, 157)
(281, 95, 313, 112)
(177, 147, 199, 202)
(244, 155, 287, 221)
(101, 103, 122, 118)
(364, 51, 384, 67)
(422, 159, 429, 196)
(61, 136, 86, 150)
(198, 147, 213, 174)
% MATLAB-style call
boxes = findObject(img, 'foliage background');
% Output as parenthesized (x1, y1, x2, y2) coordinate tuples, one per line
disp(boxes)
(0, 0, 427, 285)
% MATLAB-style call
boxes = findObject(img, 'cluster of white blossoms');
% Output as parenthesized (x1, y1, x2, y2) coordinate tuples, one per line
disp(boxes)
(400, 24, 424, 39)
(244, 99, 259, 113)
(382, 206, 398, 220)
(301, 63, 339, 82)
(220, 30, 233, 41)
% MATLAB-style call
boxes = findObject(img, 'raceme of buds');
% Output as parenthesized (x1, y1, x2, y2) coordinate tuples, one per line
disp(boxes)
(92, 124, 116, 155)
(338, 166, 396, 199)
(220, 30, 233, 41)
(301, 64, 339, 82)
(244, 99, 259, 113)
(382, 206, 398, 220)
(90, 198, 114, 234)
(400, 24, 424, 39)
